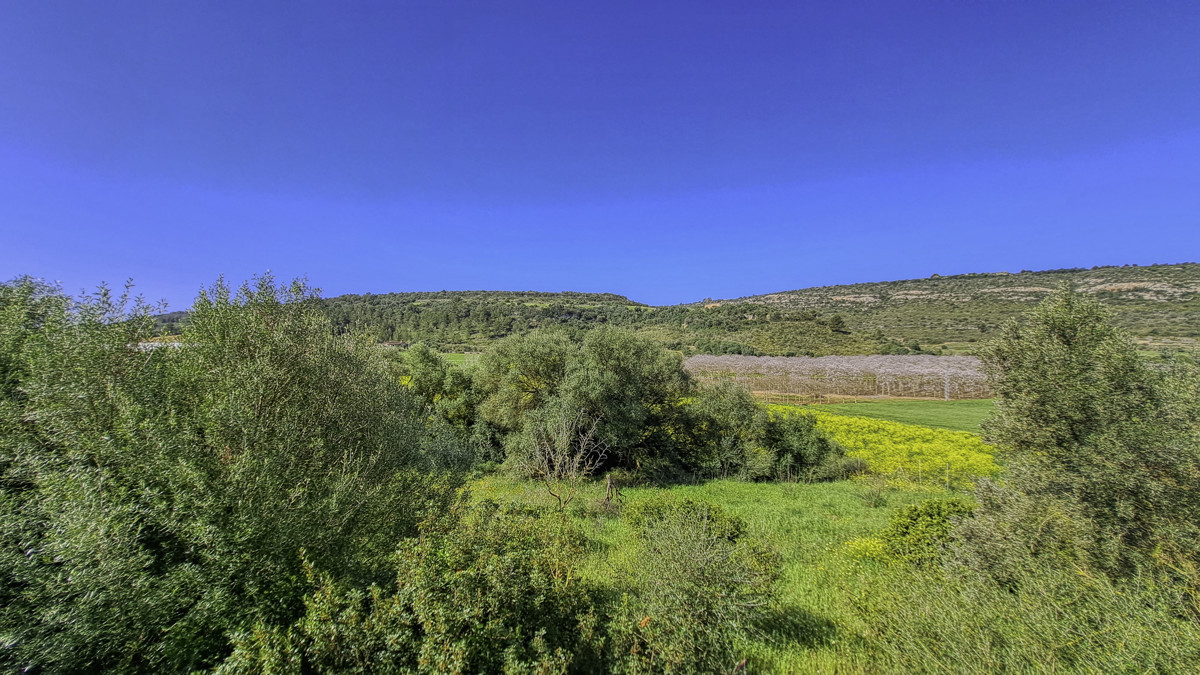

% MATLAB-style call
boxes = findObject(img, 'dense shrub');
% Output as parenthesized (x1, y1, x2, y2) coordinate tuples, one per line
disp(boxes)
(476, 327, 692, 472)
(760, 411, 845, 482)
(971, 285, 1200, 579)
(877, 497, 974, 567)
(0, 276, 466, 672)
(610, 494, 780, 673)
(220, 501, 602, 674)
(681, 382, 844, 481)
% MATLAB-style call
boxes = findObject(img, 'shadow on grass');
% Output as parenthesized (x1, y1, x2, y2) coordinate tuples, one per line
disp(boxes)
(756, 604, 839, 649)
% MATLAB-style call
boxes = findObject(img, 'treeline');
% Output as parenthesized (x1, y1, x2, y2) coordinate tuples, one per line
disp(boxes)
(156, 264, 1200, 356)
(318, 291, 904, 356)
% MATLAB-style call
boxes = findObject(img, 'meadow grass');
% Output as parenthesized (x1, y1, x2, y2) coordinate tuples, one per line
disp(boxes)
(438, 352, 480, 367)
(799, 398, 994, 434)
(469, 474, 956, 672)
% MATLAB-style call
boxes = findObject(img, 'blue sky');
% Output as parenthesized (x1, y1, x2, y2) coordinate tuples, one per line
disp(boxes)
(2, 1, 1198, 308)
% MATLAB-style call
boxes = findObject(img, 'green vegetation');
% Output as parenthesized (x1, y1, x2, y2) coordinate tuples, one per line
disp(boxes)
(790, 409, 1001, 489)
(801, 398, 994, 433)
(728, 262, 1200, 348)
(0, 275, 468, 671)
(320, 263, 1198, 356)
(5, 275, 1199, 672)
(161, 263, 1200, 357)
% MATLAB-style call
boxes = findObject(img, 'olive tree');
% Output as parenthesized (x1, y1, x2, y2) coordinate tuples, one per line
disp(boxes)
(963, 284, 1200, 578)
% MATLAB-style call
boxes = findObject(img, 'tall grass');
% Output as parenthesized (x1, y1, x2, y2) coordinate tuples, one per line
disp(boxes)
(471, 475, 1200, 672)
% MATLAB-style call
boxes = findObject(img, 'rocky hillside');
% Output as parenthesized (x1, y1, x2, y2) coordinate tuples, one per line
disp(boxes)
(714, 263, 1200, 349)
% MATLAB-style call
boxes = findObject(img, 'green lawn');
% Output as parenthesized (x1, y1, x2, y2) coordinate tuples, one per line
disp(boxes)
(469, 474, 956, 672)
(798, 398, 995, 434)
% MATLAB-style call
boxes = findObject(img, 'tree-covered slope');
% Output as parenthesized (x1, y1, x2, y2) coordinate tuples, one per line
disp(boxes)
(160, 263, 1198, 356)
(318, 289, 882, 356)
(717, 263, 1200, 348)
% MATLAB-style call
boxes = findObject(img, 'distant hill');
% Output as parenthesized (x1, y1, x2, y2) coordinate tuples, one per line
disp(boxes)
(158, 264, 1199, 357)
(714, 263, 1200, 352)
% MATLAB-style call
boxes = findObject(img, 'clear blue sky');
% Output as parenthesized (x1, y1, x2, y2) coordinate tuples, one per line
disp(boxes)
(3, 1, 1198, 308)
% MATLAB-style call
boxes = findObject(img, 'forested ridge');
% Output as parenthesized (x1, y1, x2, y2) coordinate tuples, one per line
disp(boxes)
(724, 261, 1200, 346)
(158, 263, 1199, 356)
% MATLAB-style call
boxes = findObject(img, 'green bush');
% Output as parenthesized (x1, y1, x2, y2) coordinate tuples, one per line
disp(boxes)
(220, 501, 603, 674)
(878, 497, 974, 567)
(950, 477, 1098, 589)
(975, 285, 1200, 578)
(610, 496, 780, 673)
(681, 383, 843, 482)
(761, 411, 844, 482)
(476, 327, 692, 474)
(0, 276, 465, 672)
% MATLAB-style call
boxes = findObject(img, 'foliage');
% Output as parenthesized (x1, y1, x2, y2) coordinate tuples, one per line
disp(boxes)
(476, 327, 692, 473)
(474, 474, 1200, 672)
(796, 409, 1000, 488)
(972, 285, 1200, 578)
(396, 343, 481, 427)
(859, 564, 1200, 674)
(476, 329, 576, 432)
(682, 381, 768, 479)
(760, 411, 845, 482)
(0, 275, 465, 672)
(220, 501, 602, 674)
(949, 477, 1097, 589)
(725, 262, 1200, 347)
(678, 383, 844, 481)
(298, 263, 1200, 355)
(608, 497, 781, 674)
(876, 497, 974, 567)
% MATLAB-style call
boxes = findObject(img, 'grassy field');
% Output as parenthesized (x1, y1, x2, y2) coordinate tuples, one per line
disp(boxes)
(796, 398, 994, 434)
(470, 474, 956, 672)
(439, 352, 481, 367)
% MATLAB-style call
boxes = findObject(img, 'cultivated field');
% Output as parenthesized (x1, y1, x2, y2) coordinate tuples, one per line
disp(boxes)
(685, 354, 991, 400)
(798, 398, 995, 434)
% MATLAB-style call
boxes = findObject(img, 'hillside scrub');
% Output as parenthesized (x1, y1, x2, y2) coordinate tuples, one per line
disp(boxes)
(305, 263, 1200, 354)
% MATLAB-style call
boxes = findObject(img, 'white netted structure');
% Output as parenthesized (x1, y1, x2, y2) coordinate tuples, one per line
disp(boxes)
(684, 354, 991, 400)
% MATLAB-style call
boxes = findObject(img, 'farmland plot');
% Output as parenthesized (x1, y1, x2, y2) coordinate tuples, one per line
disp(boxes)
(686, 354, 991, 399)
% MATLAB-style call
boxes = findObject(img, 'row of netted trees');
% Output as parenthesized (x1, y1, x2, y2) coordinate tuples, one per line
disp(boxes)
(685, 353, 992, 400)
